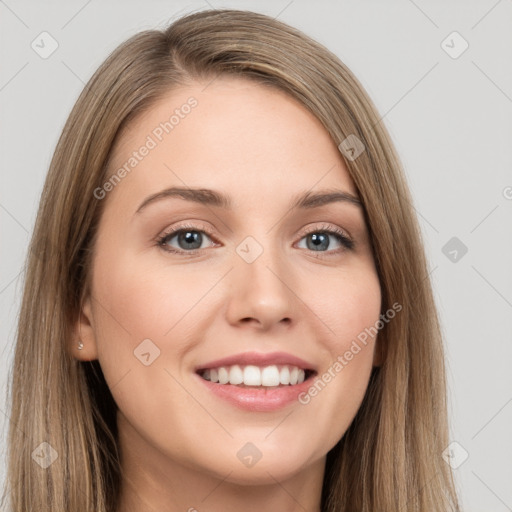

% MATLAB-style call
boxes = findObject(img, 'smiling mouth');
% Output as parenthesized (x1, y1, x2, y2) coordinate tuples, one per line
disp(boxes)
(197, 364, 316, 388)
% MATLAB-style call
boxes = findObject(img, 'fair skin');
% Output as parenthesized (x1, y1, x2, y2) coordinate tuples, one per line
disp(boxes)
(73, 76, 382, 512)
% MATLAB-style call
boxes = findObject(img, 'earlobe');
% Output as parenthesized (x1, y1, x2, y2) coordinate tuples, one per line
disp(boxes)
(70, 295, 99, 361)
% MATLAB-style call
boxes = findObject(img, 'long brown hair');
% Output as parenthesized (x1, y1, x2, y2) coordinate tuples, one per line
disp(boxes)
(2, 8, 460, 511)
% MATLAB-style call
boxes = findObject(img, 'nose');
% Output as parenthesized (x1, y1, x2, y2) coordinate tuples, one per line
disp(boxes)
(224, 242, 298, 331)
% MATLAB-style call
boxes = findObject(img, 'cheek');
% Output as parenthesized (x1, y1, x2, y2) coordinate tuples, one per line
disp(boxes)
(88, 251, 215, 448)
(296, 266, 381, 443)
(92, 251, 207, 345)
(88, 248, 192, 395)
(316, 265, 382, 353)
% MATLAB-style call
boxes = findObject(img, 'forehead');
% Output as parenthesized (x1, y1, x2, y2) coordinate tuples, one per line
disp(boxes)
(106, 76, 357, 210)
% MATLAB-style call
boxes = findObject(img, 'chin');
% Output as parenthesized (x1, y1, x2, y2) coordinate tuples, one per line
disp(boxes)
(199, 444, 316, 485)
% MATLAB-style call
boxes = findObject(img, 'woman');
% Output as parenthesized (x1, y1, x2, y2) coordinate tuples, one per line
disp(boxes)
(2, 8, 460, 512)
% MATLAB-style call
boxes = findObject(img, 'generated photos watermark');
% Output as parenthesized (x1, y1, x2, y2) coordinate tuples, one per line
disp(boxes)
(93, 96, 198, 200)
(298, 301, 402, 404)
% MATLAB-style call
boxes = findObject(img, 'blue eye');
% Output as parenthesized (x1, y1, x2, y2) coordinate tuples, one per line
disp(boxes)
(157, 222, 354, 257)
(157, 224, 216, 254)
(297, 227, 354, 253)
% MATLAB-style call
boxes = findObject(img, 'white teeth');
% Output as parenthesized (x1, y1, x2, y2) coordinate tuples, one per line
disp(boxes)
(289, 366, 299, 385)
(244, 365, 261, 386)
(200, 364, 309, 386)
(229, 364, 243, 385)
(218, 367, 229, 384)
(261, 365, 280, 386)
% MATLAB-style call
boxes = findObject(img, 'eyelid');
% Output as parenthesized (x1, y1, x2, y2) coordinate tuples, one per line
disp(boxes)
(156, 221, 354, 256)
(156, 221, 218, 246)
(296, 222, 352, 243)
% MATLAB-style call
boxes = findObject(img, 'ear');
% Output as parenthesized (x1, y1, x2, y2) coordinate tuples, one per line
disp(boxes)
(70, 294, 99, 361)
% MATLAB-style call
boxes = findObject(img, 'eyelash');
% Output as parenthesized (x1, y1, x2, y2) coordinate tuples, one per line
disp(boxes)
(156, 222, 355, 258)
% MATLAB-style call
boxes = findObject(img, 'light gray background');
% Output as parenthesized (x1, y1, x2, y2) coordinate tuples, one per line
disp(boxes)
(1, 1, 511, 510)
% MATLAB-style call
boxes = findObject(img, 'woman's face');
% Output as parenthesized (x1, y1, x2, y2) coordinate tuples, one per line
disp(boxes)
(76, 76, 381, 487)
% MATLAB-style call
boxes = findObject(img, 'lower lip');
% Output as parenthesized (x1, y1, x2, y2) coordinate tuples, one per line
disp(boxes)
(195, 372, 314, 412)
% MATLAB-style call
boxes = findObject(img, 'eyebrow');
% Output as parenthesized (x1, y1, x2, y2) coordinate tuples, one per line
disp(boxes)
(135, 186, 362, 214)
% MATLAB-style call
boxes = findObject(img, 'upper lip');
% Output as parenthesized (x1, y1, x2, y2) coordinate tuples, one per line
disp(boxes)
(195, 351, 317, 372)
